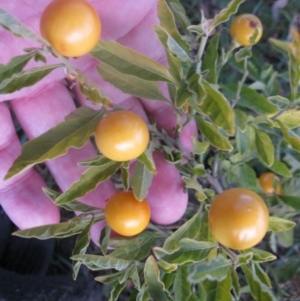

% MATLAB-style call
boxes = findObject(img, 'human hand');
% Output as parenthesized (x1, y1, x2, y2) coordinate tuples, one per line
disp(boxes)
(0, 0, 197, 242)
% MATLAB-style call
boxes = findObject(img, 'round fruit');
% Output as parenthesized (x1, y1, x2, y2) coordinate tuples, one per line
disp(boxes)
(258, 172, 281, 195)
(105, 191, 151, 236)
(40, 0, 101, 57)
(95, 110, 149, 161)
(230, 14, 263, 46)
(208, 188, 269, 250)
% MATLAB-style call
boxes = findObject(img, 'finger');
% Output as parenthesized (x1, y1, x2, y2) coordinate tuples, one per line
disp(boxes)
(10, 81, 117, 241)
(0, 102, 60, 229)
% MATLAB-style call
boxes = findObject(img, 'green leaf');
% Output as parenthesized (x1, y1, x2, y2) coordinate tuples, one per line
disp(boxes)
(13, 214, 98, 239)
(266, 159, 292, 178)
(0, 8, 44, 42)
(198, 271, 232, 301)
(222, 84, 279, 116)
(144, 256, 172, 301)
(99, 225, 111, 256)
(182, 176, 206, 201)
(0, 52, 38, 83)
(91, 40, 175, 83)
(136, 284, 150, 301)
(109, 231, 157, 261)
(278, 120, 300, 152)
(72, 254, 132, 271)
(226, 163, 259, 191)
(241, 265, 276, 301)
(192, 138, 210, 155)
(254, 128, 275, 167)
(121, 161, 130, 191)
(241, 248, 276, 263)
(195, 116, 233, 151)
(175, 79, 193, 109)
(78, 154, 113, 167)
(289, 49, 300, 101)
(77, 71, 113, 108)
(109, 281, 126, 301)
(234, 109, 248, 132)
(198, 211, 216, 243)
(154, 25, 191, 62)
(137, 147, 156, 174)
(210, 0, 245, 31)
(130, 160, 153, 201)
(174, 267, 191, 301)
(268, 216, 296, 232)
(231, 267, 240, 299)
(163, 210, 201, 251)
(72, 217, 94, 280)
(253, 263, 272, 288)
(56, 162, 121, 205)
(189, 255, 231, 283)
(202, 34, 219, 84)
(5, 107, 105, 179)
(97, 65, 169, 102)
(154, 239, 217, 265)
(235, 47, 252, 62)
(277, 109, 300, 129)
(0, 64, 62, 94)
(236, 126, 256, 156)
(199, 80, 235, 135)
(278, 195, 300, 210)
(267, 95, 290, 110)
(157, 0, 190, 55)
(165, 0, 190, 35)
(235, 252, 253, 266)
(269, 38, 290, 56)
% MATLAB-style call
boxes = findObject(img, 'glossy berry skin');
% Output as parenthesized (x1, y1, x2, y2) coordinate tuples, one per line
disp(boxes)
(105, 191, 151, 237)
(230, 14, 263, 46)
(258, 172, 281, 195)
(40, 0, 101, 57)
(95, 111, 149, 162)
(209, 188, 269, 250)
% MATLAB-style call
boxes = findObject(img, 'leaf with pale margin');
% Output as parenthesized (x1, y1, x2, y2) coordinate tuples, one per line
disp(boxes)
(254, 128, 274, 167)
(222, 85, 279, 116)
(268, 95, 290, 110)
(268, 216, 296, 232)
(78, 154, 113, 167)
(192, 138, 210, 155)
(289, 49, 300, 101)
(195, 116, 233, 151)
(5, 107, 105, 179)
(154, 25, 191, 62)
(231, 268, 240, 300)
(72, 217, 94, 280)
(109, 231, 157, 261)
(13, 214, 98, 239)
(154, 239, 217, 265)
(144, 256, 173, 301)
(235, 47, 252, 62)
(109, 281, 126, 301)
(99, 226, 111, 256)
(71, 254, 132, 271)
(182, 176, 206, 201)
(210, 0, 245, 32)
(278, 195, 300, 210)
(241, 265, 276, 301)
(234, 109, 248, 132)
(0, 64, 62, 94)
(202, 34, 219, 84)
(0, 8, 45, 42)
(277, 109, 300, 129)
(278, 120, 300, 152)
(130, 160, 153, 201)
(175, 79, 193, 109)
(90, 40, 175, 83)
(235, 252, 253, 266)
(199, 80, 235, 135)
(137, 147, 156, 174)
(157, 0, 190, 54)
(269, 38, 290, 56)
(56, 162, 121, 205)
(97, 65, 169, 102)
(78, 71, 113, 108)
(121, 161, 130, 191)
(241, 248, 276, 263)
(42, 187, 102, 213)
(189, 255, 231, 283)
(174, 267, 191, 301)
(198, 271, 232, 301)
(254, 263, 272, 288)
(163, 210, 201, 251)
(265, 159, 292, 178)
(165, 0, 190, 35)
(0, 52, 38, 83)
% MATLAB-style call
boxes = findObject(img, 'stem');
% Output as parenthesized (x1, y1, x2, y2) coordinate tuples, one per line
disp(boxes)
(222, 246, 238, 262)
(196, 34, 209, 73)
(206, 173, 223, 194)
(233, 56, 248, 108)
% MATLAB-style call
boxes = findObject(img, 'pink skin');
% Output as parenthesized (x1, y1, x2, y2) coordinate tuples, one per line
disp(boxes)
(0, 0, 197, 242)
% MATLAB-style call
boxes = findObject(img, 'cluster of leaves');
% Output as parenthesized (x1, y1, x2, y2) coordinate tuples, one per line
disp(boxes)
(1, 0, 300, 300)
